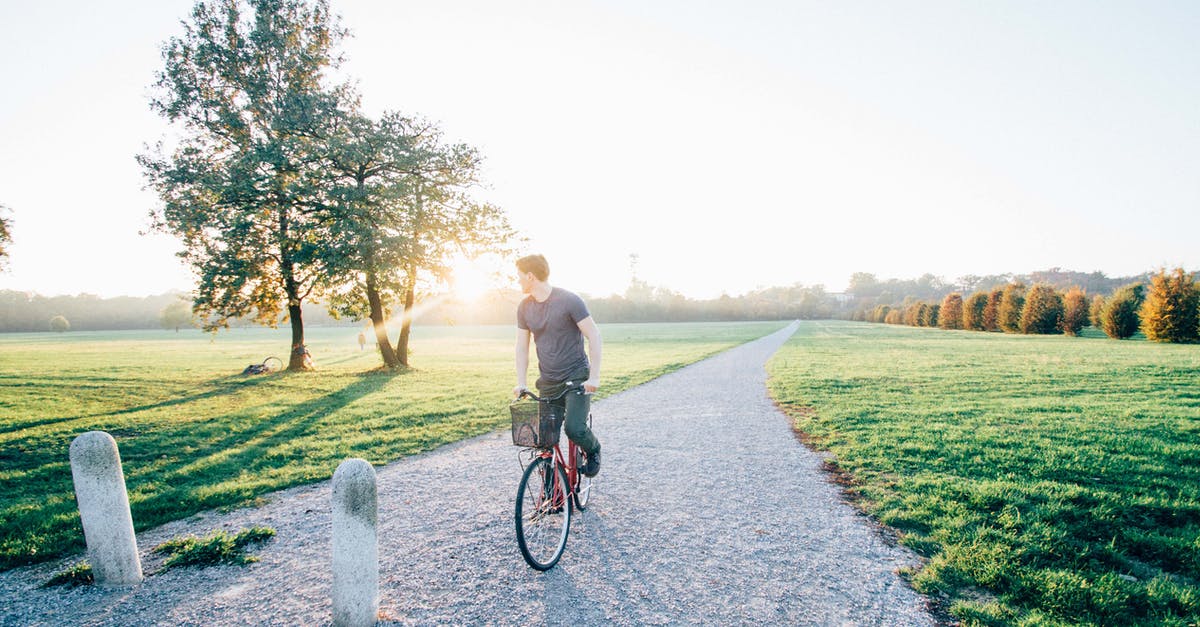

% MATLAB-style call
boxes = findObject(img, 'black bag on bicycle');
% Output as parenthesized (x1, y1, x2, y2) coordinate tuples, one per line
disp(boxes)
(510, 400, 563, 447)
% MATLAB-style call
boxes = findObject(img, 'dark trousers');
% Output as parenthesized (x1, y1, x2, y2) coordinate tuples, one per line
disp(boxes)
(537, 367, 600, 455)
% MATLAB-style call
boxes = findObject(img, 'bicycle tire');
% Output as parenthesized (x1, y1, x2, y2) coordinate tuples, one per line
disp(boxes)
(515, 456, 571, 570)
(262, 356, 283, 372)
(574, 446, 593, 511)
(574, 413, 595, 511)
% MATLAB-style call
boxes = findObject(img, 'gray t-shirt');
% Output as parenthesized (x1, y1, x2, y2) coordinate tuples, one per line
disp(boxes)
(517, 287, 591, 382)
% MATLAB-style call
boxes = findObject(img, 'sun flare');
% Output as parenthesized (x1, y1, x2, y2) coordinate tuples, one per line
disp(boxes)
(448, 254, 506, 302)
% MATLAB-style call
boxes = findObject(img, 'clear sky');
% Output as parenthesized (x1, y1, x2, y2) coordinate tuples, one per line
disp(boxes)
(1, 1, 1197, 299)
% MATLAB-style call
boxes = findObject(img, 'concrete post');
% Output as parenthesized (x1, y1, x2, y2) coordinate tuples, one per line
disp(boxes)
(332, 458, 378, 627)
(68, 431, 143, 586)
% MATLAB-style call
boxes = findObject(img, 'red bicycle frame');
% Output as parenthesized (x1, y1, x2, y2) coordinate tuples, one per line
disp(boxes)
(535, 437, 581, 501)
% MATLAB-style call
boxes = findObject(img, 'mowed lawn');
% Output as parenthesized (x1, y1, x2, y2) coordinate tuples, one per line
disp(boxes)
(768, 321, 1200, 626)
(0, 321, 785, 570)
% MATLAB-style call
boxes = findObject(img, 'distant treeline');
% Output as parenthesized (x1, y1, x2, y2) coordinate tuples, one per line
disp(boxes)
(0, 268, 1176, 333)
(0, 283, 835, 332)
(0, 291, 184, 332)
(423, 284, 837, 326)
(841, 268, 1153, 311)
(854, 267, 1200, 343)
(0, 291, 350, 333)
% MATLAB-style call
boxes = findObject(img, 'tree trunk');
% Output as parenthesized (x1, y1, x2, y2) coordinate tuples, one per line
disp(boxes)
(395, 275, 415, 367)
(287, 302, 309, 371)
(394, 185, 422, 368)
(280, 207, 310, 372)
(366, 270, 399, 368)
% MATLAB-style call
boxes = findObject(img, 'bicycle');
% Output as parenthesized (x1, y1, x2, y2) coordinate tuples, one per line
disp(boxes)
(241, 356, 282, 375)
(510, 384, 595, 571)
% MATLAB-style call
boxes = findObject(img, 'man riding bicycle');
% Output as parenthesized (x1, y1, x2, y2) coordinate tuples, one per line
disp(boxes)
(513, 254, 602, 477)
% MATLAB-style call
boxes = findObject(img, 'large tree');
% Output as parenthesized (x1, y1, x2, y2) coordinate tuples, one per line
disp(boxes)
(938, 293, 963, 330)
(1102, 284, 1144, 340)
(1060, 286, 1089, 337)
(140, 0, 348, 370)
(320, 113, 516, 367)
(390, 127, 515, 366)
(319, 112, 416, 367)
(983, 288, 1003, 332)
(1019, 284, 1064, 334)
(998, 283, 1026, 333)
(962, 291, 988, 331)
(1140, 268, 1199, 343)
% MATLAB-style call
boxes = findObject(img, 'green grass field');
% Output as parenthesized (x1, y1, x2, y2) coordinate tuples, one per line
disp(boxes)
(768, 321, 1200, 626)
(0, 320, 785, 570)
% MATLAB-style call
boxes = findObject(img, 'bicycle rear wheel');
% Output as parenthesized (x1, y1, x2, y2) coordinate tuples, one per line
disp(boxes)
(515, 455, 571, 570)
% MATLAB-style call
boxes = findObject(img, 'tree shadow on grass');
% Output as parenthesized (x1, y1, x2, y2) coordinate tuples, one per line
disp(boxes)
(128, 369, 410, 511)
(0, 374, 282, 437)
(0, 369, 408, 571)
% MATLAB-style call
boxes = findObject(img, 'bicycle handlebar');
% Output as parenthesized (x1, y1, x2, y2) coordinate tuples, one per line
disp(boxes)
(515, 382, 587, 403)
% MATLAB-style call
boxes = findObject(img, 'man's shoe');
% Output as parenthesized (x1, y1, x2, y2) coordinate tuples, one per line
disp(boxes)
(581, 447, 601, 477)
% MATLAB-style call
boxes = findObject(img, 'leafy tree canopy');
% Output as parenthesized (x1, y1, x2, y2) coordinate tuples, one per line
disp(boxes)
(0, 204, 12, 272)
(1140, 268, 1199, 343)
(141, 0, 352, 369)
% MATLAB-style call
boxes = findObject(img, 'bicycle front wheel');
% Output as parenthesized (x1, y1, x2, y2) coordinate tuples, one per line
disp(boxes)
(574, 413, 595, 511)
(515, 455, 571, 570)
(574, 446, 593, 511)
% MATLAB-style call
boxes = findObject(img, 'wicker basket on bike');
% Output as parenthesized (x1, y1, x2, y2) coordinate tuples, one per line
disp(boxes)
(510, 396, 564, 448)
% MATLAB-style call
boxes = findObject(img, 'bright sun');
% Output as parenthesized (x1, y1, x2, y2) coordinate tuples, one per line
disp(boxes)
(448, 254, 503, 302)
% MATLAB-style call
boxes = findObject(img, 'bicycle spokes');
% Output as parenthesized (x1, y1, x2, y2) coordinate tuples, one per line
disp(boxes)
(515, 456, 571, 570)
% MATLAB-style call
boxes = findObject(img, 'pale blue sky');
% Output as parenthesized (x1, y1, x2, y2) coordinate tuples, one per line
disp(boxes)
(1, 1, 1197, 299)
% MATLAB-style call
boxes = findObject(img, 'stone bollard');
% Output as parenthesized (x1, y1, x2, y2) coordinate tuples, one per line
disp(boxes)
(332, 458, 378, 627)
(69, 431, 143, 585)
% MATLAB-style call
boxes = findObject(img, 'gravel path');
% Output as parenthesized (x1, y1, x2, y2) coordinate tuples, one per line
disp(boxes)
(1, 322, 936, 626)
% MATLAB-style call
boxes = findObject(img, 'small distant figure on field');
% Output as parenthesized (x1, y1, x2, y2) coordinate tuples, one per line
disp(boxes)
(513, 254, 603, 477)
(357, 331, 366, 351)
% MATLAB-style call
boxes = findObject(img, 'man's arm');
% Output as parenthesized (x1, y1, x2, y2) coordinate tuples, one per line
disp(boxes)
(577, 316, 602, 393)
(514, 327, 531, 397)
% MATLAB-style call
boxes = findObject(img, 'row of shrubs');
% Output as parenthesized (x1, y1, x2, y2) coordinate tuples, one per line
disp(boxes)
(853, 268, 1200, 343)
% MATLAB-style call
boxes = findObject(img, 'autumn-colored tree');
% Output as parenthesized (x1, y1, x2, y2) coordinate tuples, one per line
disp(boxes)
(998, 283, 1026, 333)
(1089, 295, 1106, 329)
(902, 303, 921, 326)
(1101, 284, 1144, 340)
(922, 303, 940, 328)
(982, 289, 1003, 332)
(1020, 284, 1064, 334)
(885, 309, 903, 325)
(938, 293, 963, 330)
(962, 291, 988, 331)
(50, 315, 70, 332)
(1139, 268, 1199, 343)
(1060, 286, 1088, 336)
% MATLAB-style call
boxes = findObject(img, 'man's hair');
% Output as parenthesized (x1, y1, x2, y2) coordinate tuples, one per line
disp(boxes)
(516, 254, 550, 281)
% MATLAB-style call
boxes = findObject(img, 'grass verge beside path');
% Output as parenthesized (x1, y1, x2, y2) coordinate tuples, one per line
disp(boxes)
(0, 321, 785, 570)
(768, 321, 1200, 626)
